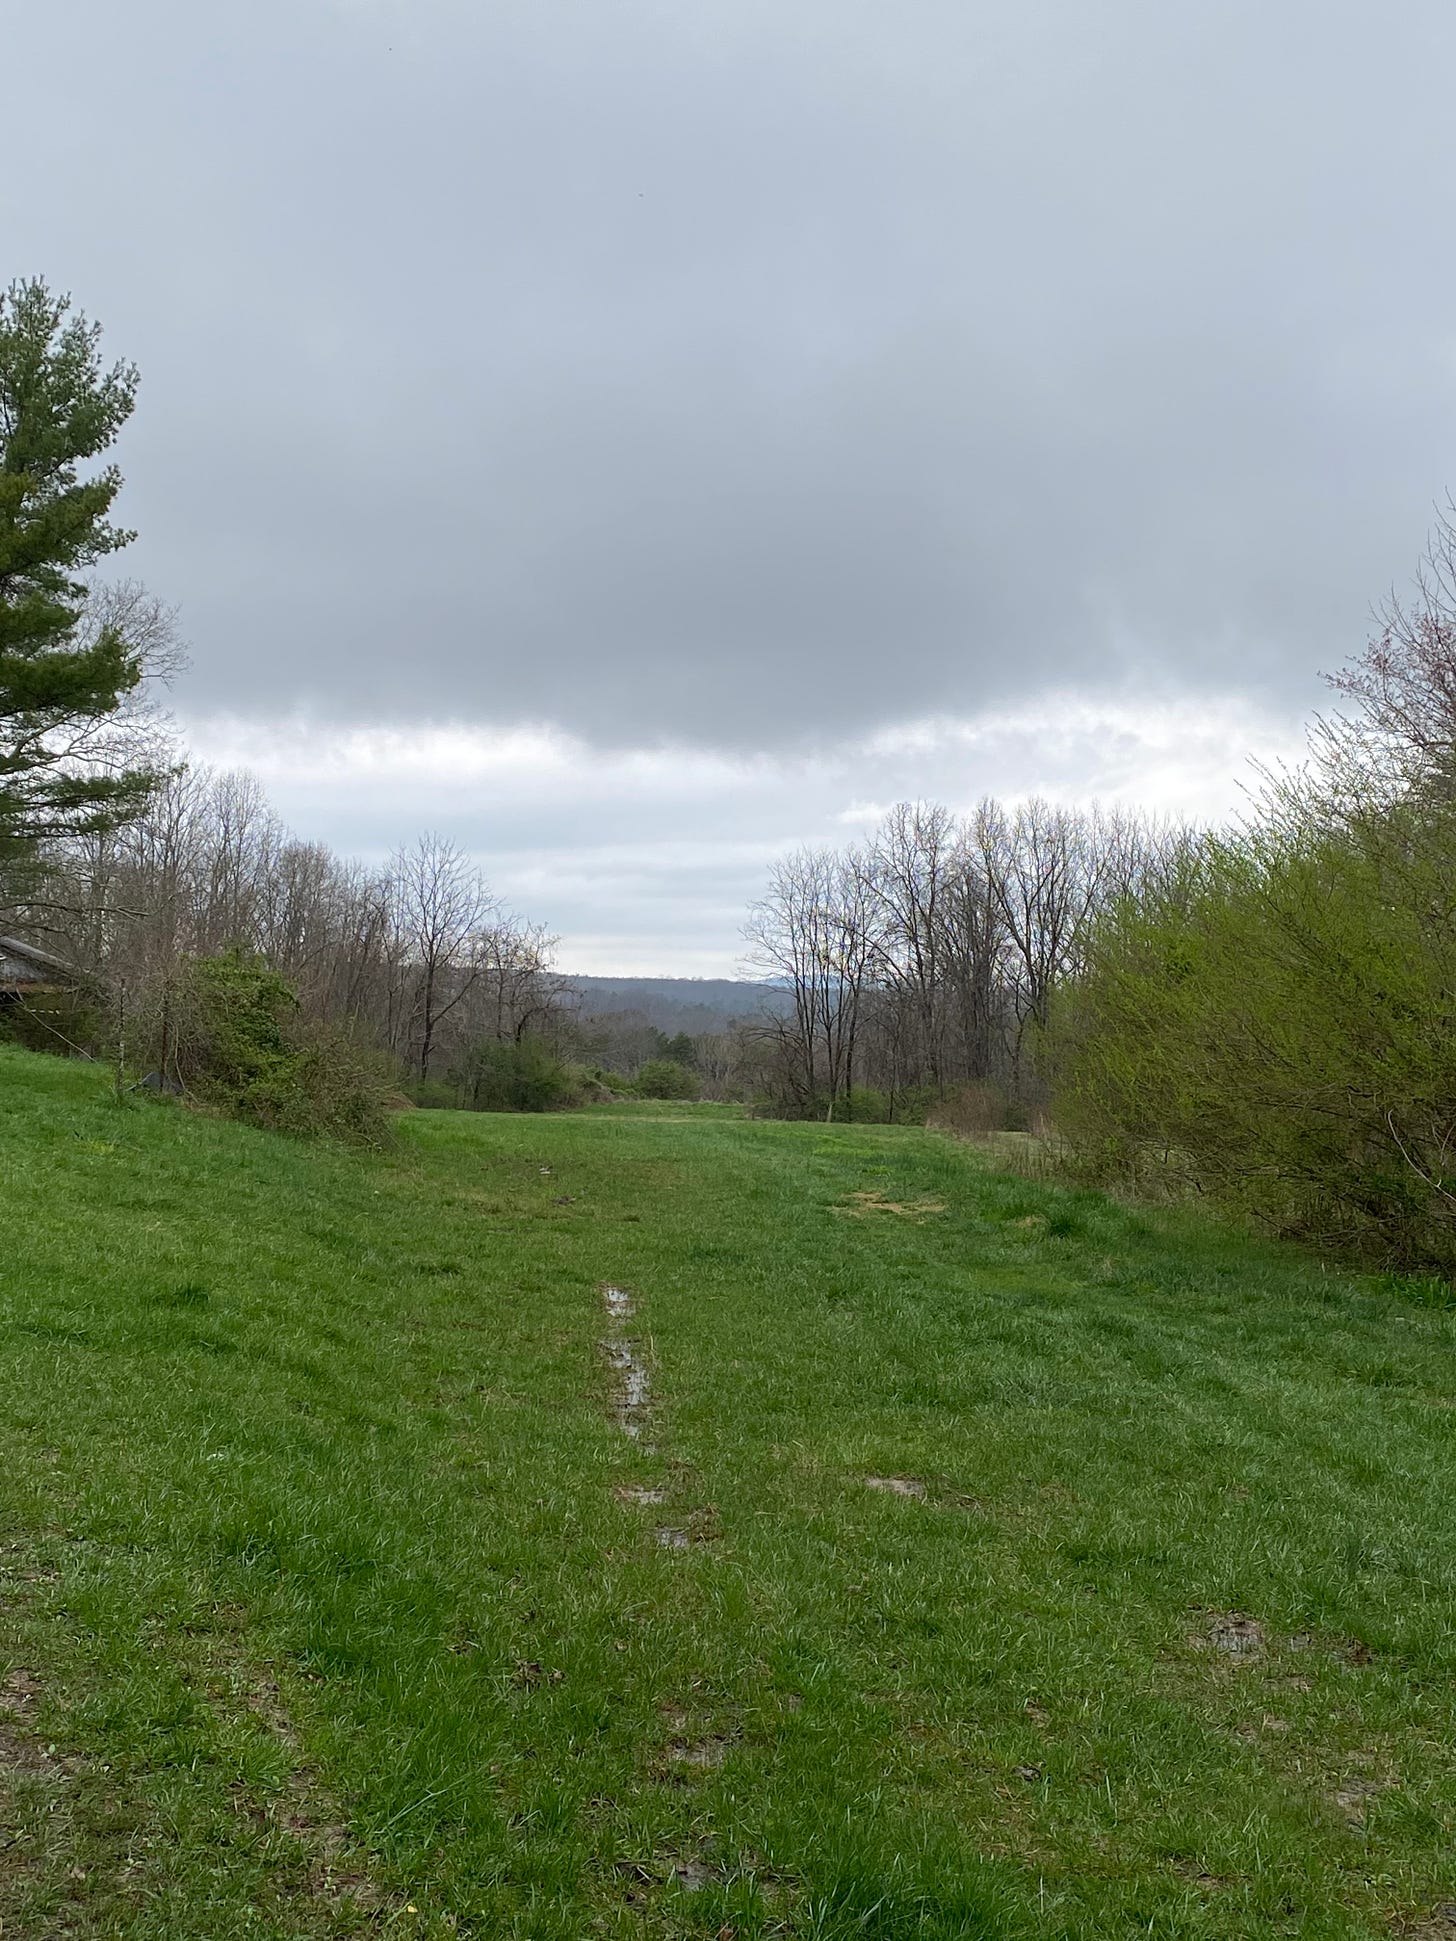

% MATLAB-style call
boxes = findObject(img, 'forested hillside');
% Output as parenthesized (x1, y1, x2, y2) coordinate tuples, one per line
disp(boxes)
(569, 976, 786, 1033)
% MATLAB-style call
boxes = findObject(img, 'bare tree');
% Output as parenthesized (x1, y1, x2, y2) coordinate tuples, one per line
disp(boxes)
(739, 796, 1178, 1120)
(868, 801, 958, 1091)
(937, 831, 1008, 1085)
(390, 833, 495, 1082)
(744, 846, 879, 1119)
(1327, 503, 1456, 801)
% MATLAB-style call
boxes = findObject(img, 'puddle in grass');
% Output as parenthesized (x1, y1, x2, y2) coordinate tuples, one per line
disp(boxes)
(601, 1284, 709, 1544)
(604, 1340, 651, 1434)
(601, 1289, 651, 1433)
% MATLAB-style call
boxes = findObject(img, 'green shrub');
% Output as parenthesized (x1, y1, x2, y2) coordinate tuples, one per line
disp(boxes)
(1053, 804, 1456, 1270)
(892, 1082, 943, 1126)
(163, 951, 392, 1145)
(840, 1085, 891, 1123)
(408, 1077, 460, 1110)
(635, 1057, 699, 1101)
(455, 1038, 577, 1113)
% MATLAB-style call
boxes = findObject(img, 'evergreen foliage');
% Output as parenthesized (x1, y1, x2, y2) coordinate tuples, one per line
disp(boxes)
(0, 279, 159, 865)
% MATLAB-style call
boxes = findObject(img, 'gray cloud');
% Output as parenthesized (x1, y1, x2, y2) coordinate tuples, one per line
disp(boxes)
(12, 0, 1456, 747)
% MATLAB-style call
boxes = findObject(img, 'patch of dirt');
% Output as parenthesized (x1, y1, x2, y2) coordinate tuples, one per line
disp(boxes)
(1235, 1714, 1291, 1739)
(210, 1661, 388, 1916)
(1327, 1762, 1397, 1832)
(1201, 1612, 1265, 1656)
(511, 1660, 566, 1691)
(0, 1668, 77, 1784)
(840, 1190, 948, 1219)
(865, 1475, 927, 1499)
(274, 1775, 381, 1910)
(1403, 1906, 1456, 1939)
(616, 1485, 668, 1507)
(245, 1675, 301, 1751)
(668, 1738, 729, 1768)
(1335, 1777, 1389, 1824)
(1171, 1861, 1230, 1890)
(667, 1857, 720, 1891)
(612, 1853, 724, 1895)
(0, 1718, 56, 1777)
(0, 1668, 43, 1715)
(1283, 1628, 1373, 1667)
(602, 1284, 635, 1320)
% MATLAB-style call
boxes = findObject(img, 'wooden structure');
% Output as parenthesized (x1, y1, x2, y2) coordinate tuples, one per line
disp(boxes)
(0, 935, 87, 1002)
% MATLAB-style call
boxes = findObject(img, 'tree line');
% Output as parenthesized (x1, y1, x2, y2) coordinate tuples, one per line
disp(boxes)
(741, 510, 1456, 1274)
(19, 768, 568, 1087)
(741, 798, 1186, 1123)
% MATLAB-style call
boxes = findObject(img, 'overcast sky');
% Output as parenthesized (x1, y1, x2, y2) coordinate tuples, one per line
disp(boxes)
(12, 0, 1456, 969)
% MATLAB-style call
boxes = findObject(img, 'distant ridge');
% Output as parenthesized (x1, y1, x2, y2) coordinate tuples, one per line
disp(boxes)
(565, 975, 787, 1034)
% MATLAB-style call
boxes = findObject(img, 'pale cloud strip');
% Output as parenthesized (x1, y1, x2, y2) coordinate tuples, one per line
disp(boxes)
(180, 694, 1309, 975)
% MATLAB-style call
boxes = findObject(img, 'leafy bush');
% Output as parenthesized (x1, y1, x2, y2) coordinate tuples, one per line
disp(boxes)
(455, 1038, 577, 1112)
(1053, 803, 1456, 1269)
(408, 1077, 459, 1110)
(159, 951, 393, 1145)
(839, 1085, 891, 1123)
(635, 1057, 699, 1101)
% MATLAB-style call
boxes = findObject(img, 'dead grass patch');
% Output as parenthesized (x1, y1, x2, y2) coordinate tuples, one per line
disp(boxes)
(1404, 1906, 1456, 1939)
(865, 1475, 927, 1500)
(839, 1190, 948, 1219)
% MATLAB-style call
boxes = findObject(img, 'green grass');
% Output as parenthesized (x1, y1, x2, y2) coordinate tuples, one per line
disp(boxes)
(1, 1045, 1456, 1937)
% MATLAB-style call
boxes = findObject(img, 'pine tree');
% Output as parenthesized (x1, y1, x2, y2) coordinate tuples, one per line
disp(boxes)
(0, 278, 160, 867)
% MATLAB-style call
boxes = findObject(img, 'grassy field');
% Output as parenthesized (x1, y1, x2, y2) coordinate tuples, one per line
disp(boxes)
(2, 1047, 1456, 1938)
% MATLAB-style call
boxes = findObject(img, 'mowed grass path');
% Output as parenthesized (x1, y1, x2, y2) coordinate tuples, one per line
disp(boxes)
(2, 1051, 1456, 1937)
